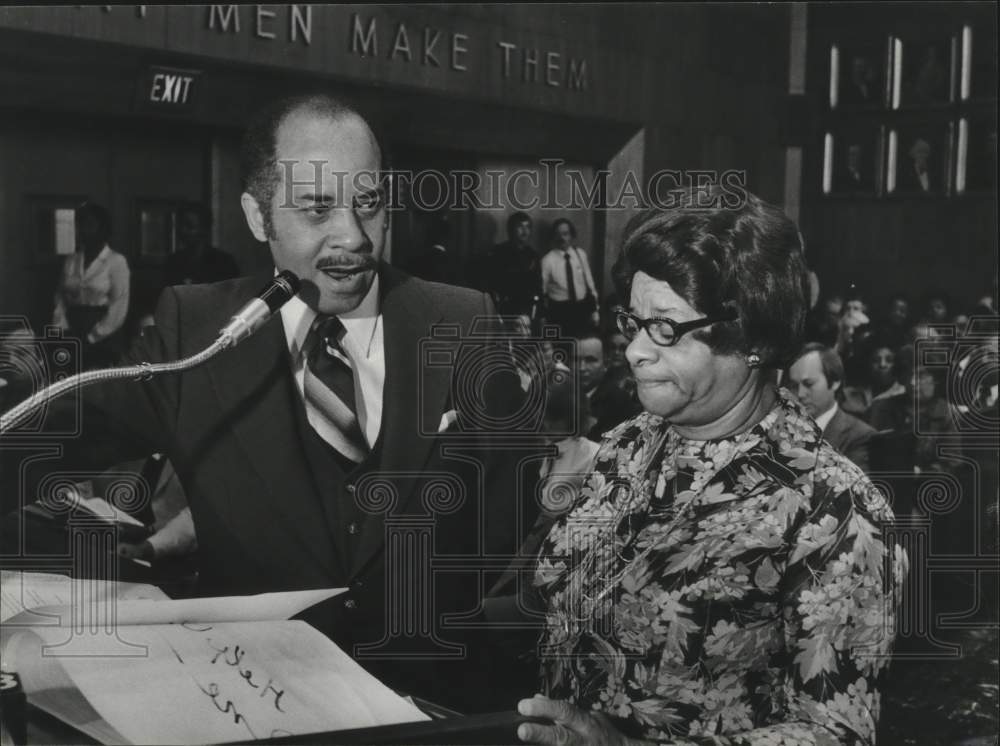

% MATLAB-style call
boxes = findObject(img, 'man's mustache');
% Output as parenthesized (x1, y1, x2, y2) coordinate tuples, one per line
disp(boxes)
(316, 254, 377, 272)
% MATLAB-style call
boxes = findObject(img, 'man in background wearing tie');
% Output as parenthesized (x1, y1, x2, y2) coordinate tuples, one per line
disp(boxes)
(540, 218, 600, 336)
(8, 94, 533, 711)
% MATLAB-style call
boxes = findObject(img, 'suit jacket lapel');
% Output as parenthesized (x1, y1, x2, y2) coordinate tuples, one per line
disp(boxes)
(204, 288, 343, 580)
(351, 265, 450, 577)
(824, 408, 845, 442)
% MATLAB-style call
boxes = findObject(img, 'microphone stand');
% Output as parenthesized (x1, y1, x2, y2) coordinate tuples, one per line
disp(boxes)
(0, 336, 231, 435)
(1, 270, 300, 435)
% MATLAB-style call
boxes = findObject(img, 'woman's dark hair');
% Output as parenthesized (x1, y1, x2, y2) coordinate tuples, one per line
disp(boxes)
(507, 211, 532, 236)
(919, 288, 951, 319)
(612, 186, 809, 367)
(76, 202, 112, 245)
(176, 202, 213, 230)
(551, 218, 577, 242)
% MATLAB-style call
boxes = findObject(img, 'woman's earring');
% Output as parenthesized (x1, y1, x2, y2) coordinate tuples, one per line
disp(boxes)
(746, 352, 762, 368)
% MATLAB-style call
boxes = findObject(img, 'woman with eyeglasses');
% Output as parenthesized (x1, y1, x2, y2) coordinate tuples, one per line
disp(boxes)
(516, 187, 906, 745)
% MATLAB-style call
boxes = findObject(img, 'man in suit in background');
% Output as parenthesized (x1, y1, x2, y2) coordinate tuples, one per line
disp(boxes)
(479, 211, 542, 318)
(163, 203, 241, 287)
(575, 333, 641, 442)
(7, 94, 531, 711)
(787, 342, 876, 471)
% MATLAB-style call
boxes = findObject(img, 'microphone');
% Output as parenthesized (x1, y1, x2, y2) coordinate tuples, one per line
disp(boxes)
(1, 271, 301, 434)
(217, 270, 300, 348)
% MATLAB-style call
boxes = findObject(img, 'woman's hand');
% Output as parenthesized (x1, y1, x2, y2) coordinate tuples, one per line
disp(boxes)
(517, 694, 648, 745)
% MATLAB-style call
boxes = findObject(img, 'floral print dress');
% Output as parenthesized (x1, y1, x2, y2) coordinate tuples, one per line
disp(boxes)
(534, 389, 907, 745)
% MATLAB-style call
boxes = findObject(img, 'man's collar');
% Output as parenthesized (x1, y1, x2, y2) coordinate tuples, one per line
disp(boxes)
(280, 273, 381, 358)
(815, 401, 839, 431)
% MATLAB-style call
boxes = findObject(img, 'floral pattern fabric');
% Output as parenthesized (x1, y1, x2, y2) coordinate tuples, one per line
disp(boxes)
(534, 389, 907, 745)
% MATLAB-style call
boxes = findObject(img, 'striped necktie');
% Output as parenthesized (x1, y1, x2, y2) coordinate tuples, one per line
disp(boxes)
(303, 315, 368, 462)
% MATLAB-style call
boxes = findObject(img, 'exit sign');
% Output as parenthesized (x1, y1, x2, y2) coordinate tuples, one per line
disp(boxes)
(139, 65, 200, 111)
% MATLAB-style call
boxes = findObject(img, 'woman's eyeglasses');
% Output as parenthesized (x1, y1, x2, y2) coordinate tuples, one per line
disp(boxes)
(614, 307, 738, 347)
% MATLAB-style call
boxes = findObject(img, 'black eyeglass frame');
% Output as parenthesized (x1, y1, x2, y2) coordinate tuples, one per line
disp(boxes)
(614, 307, 738, 347)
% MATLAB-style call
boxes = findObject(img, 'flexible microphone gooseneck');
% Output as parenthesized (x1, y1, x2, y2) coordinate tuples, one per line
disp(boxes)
(0, 271, 300, 435)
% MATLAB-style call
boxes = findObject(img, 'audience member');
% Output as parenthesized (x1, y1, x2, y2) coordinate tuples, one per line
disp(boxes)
(541, 218, 599, 336)
(804, 292, 842, 346)
(841, 341, 903, 419)
(913, 367, 959, 472)
(787, 342, 876, 470)
(575, 332, 641, 442)
(479, 212, 542, 317)
(602, 329, 637, 399)
(876, 293, 912, 351)
(163, 203, 240, 286)
(837, 294, 873, 384)
(920, 289, 951, 324)
(52, 202, 131, 369)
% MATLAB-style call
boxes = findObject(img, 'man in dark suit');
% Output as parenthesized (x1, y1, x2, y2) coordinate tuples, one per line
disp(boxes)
(576, 333, 641, 442)
(478, 212, 542, 317)
(787, 342, 876, 471)
(7, 94, 532, 711)
(162, 203, 241, 287)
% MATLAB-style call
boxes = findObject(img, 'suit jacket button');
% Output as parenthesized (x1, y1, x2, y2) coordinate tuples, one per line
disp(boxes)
(347, 522, 359, 535)
(345, 484, 357, 494)
(343, 599, 358, 610)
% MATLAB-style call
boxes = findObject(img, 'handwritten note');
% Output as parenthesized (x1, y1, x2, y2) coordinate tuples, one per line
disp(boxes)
(12, 620, 428, 744)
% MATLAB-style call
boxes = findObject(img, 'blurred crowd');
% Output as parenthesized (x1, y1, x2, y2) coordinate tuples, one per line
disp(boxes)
(788, 283, 999, 590)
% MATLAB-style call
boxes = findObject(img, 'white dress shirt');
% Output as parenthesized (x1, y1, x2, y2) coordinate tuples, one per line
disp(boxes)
(280, 276, 385, 450)
(541, 246, 598, 303)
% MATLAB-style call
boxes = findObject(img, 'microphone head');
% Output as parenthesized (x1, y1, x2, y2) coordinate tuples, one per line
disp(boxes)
(259, 270, 301, 312)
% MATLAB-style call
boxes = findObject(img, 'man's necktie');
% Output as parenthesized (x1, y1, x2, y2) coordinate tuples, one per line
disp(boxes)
(563, 251, 578, 301)
(304, 316, 368, 462)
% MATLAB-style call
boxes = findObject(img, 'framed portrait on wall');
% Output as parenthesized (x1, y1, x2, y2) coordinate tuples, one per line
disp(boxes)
(824, 125, 883, 195)
(888, 119, 952, 195)
(896, 34, 956, 107)
(831, 39, 888, 109)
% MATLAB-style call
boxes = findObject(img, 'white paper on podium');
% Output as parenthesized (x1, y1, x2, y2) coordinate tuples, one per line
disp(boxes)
(2, 572, 344, 627)
(1, 577, 424, 744)
(0, 571, 168, 624)
(6, 620, 429, 744)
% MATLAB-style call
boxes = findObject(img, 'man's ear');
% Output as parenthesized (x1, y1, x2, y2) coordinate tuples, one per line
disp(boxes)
(831, 378, 842, 394)
(240, 192, 269, 243)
